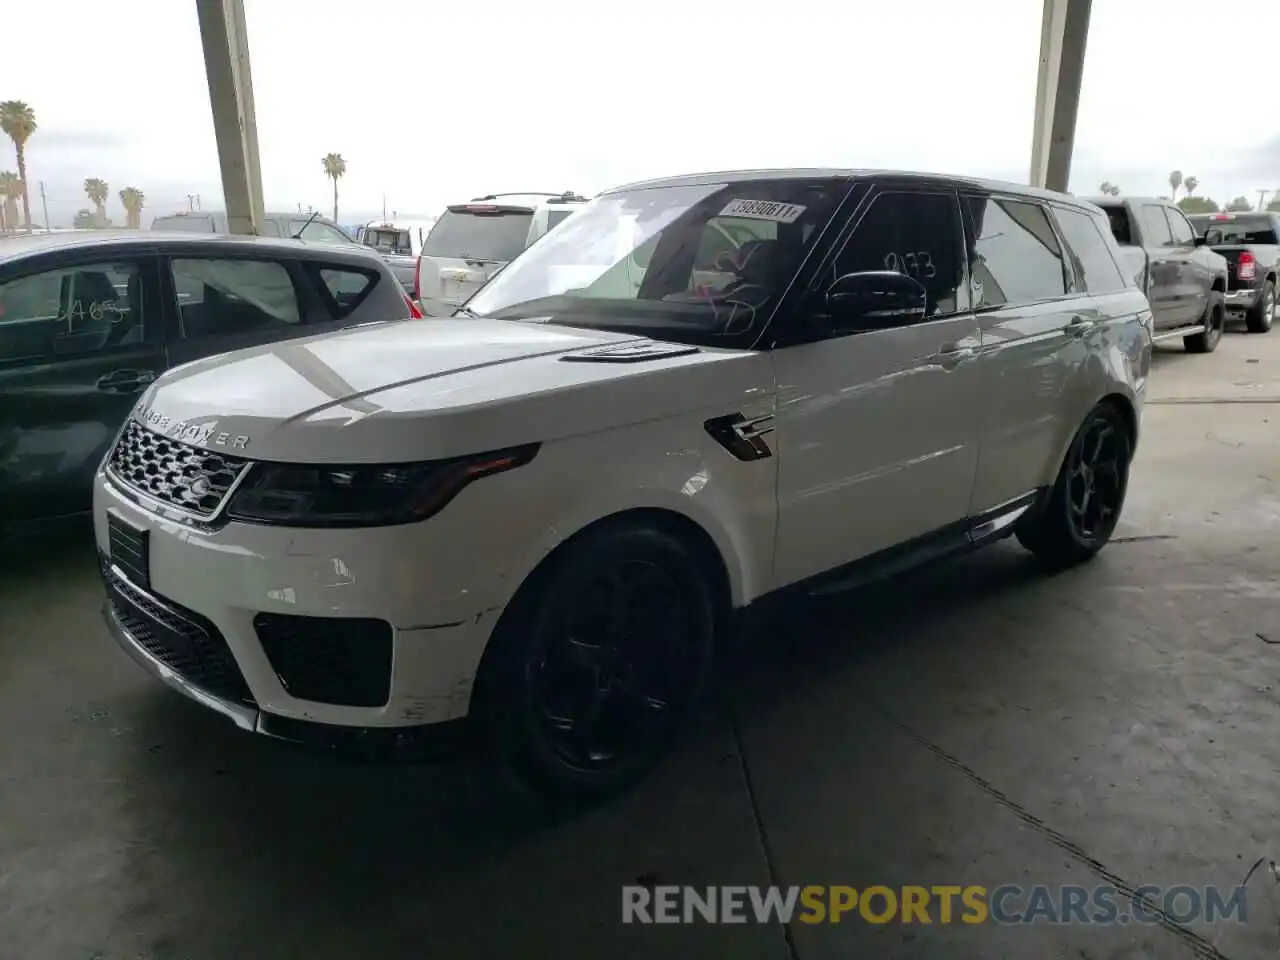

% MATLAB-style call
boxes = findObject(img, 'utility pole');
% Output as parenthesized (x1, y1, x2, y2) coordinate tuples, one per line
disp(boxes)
(1257, 190, 1270, 212)
(39, 181, 50, 232)
(381, 193, 387, 220)
(187, 194, 197, 212)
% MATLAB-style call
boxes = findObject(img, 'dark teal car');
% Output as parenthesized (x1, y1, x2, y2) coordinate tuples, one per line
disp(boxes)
(0, 230, 413, 540)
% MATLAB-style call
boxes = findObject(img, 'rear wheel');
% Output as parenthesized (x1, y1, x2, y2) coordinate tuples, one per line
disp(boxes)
(475, 523, 716, 801)
(1184, 292, 1224, 353)
(1245, 280, 1275, 334)
(1016, 402, 1132, 570)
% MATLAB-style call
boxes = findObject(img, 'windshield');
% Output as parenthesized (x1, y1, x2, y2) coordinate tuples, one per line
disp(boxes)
(364, 227, 412, 255)
(464, 179, 850, 347)
(1190, 215, 1279, 245)
(421, 206, 533, 262)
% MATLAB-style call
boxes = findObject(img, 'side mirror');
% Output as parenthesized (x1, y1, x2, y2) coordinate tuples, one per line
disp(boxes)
(1193, 235, 1207, 247)
(825, 271, 927, 331)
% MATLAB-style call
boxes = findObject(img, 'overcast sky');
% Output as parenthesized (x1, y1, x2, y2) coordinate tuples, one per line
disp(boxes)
(6, 0, 1278, 227)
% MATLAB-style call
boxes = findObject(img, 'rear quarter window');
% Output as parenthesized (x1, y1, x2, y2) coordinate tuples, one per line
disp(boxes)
(308, 264, 379, 318)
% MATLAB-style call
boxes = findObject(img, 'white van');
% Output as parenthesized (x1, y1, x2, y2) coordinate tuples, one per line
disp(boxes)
(414, 192, 588, 316)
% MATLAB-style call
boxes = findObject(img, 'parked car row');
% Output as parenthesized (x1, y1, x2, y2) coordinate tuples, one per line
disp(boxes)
(4, 167, 1273, 800)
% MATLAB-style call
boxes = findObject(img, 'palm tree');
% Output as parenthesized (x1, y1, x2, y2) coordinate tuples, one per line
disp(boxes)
(1168, 170, 1183, 202)
(0, 101, 37, 230)
(118, 186, 145, 229)
(0, 170, 18, 232)
(1183, 176, 1198, 197)
(84, 177, 109, 226)
(322, 152, 346, 223)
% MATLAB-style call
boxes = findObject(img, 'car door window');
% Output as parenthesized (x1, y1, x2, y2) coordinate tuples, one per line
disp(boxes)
(828, 191, 965, 319)
(0, 261, 146, 364)
(1138, 204, 1174, 247)
(170, 258, 301, 339)
(966, 196, 1067, 308)
(1165, 208, 1196, 246)
(1053, 207, 1128, 294)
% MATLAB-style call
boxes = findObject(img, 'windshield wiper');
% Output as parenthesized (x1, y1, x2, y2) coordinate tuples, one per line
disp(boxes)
(452, 306, 480, 318)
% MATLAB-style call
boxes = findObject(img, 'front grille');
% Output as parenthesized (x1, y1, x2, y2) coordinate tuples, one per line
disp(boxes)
(107, 420, 250, 516)
(254, 613, 393, 708)
(102, 560, 254, 705)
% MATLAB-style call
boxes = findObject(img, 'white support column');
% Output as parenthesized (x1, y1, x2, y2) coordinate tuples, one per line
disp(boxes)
(1029, 0, 1092, 193)
(196, 0, 264, 235)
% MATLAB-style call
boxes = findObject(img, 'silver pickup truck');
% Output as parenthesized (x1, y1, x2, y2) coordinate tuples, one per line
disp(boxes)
(1086, 195, 1229, 354)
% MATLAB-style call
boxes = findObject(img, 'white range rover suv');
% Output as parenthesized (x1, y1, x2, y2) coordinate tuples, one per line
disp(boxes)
(94, 170, 1152, 798)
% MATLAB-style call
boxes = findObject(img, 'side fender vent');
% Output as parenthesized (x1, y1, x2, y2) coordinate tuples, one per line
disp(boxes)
(705, 413, 774, 462)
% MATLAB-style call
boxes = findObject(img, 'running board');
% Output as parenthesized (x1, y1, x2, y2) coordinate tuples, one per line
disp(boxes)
(1150, 324, 1209, 343)
(807, 493, 1039, 598)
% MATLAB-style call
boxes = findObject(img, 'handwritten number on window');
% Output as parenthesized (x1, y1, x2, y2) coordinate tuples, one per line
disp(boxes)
(884, 251, 936, 279)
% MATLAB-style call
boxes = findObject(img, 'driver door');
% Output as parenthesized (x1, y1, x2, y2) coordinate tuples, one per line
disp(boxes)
(771, 187, 982, 587)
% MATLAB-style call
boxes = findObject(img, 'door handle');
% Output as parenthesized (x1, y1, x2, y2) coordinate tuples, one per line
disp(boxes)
(1065, 316, 1096, 339)
(96, 369, 156, 394)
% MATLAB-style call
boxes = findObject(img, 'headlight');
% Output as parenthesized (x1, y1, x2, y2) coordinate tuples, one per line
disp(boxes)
(224, 444, 539, 527)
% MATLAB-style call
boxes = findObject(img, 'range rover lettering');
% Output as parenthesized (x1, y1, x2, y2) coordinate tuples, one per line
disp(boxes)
(94, 170, 1151, 799)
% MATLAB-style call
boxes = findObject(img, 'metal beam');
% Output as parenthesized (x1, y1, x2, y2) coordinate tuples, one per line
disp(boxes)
(196, 0, 264, 234)
(1030, 0, 1092, 193)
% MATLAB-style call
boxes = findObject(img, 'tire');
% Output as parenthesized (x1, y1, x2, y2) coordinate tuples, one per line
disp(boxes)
(1245, 279, 1275, 334)
(1184, 293, 1224, 353)
(474, 522, 716, 801)
(1016, 402, 1132, 570)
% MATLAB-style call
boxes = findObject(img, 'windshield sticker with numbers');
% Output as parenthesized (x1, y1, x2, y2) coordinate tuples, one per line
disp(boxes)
(718, 199, 807, 224)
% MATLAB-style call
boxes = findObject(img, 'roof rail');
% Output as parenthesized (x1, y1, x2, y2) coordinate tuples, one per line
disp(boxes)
(470, 191, 584, 202)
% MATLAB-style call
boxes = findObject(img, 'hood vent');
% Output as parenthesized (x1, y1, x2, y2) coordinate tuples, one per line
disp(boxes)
(561, 342, 701, 364)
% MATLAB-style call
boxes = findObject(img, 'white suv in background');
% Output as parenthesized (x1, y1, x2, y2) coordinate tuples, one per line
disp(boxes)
(95, 170, 1150, 800)
(414, 191, 588, 316)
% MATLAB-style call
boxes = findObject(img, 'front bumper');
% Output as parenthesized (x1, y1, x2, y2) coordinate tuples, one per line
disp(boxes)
(95, 470, 506, 734)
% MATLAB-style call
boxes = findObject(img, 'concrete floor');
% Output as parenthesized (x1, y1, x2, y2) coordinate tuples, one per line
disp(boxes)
(3, 331, 1280, 960)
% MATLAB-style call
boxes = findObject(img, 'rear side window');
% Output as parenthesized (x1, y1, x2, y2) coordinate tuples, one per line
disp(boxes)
(422, 206, 534, 262)
(314, 266, 377, 318)
(1054, 207, 1128, 294)
(545, 209, 575, 232)
(170, 258, 301, 338)
(966, 196, 1067, 307)
(1138, 204, 1173, 246)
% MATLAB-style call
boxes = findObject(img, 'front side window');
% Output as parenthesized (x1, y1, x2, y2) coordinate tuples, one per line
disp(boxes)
(0, 260, 145, 363)
(422, 206, 535, 262)
(1166, 209, 1196, 245)
(966, 196, 1067, 308)
(170, 258, 301, 338)
(1138, 204, 1174, 247)
(1054, 207, 1128, 294)
(830, 191, 964, 318)
(464, 178, 852, 347)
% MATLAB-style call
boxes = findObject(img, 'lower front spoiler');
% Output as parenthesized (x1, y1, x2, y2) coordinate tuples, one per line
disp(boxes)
(102, 601, 471, 760)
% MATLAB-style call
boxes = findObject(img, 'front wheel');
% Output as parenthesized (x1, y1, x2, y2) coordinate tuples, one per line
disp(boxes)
(475, 523, 716, 801)
(1016, 403, 1132, 570)
(1246, 280, 1275, 334)
(1184, 293, 1223, 354)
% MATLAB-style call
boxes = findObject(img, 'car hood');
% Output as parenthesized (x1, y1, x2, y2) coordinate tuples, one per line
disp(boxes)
(134, 318, 769, 463)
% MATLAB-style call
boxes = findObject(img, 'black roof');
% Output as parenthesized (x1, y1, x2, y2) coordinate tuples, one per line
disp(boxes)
(0, 230, 384, 267)
(605, 167, 1092, 208)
